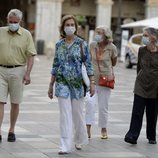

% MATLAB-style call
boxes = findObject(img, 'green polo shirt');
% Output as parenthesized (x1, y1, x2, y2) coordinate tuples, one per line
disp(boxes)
(0, 26, 36, 65)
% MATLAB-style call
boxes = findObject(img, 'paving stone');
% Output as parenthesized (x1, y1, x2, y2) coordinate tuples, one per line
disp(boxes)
(0, 56, 157, 158)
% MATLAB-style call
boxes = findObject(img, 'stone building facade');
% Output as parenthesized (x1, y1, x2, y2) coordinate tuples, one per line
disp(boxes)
(0, 0, 158, 53)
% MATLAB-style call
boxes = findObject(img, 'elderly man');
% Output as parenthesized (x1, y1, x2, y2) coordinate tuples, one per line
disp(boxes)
(0, 9, 36, 142)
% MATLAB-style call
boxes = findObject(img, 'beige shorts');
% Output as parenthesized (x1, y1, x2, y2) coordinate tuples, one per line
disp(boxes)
(0, 66, 25, 104)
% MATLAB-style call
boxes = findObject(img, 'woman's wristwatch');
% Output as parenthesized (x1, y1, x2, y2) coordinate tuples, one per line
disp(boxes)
(90, 80, 96, 84)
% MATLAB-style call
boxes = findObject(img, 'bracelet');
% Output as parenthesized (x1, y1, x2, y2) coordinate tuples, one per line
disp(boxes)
(90, 80, 96, 84)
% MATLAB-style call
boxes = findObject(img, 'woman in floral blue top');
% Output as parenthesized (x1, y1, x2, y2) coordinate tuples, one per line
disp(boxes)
(48, 15, 95, 155)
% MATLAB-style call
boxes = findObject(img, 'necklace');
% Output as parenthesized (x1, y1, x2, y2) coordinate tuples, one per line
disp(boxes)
(65, 36, 75, 44)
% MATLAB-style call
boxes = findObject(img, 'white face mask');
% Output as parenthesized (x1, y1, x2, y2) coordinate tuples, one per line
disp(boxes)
(64, 26, 76, 36)
(94, 34, 103, 43)
(142, 36, 150, 45)
(8, 23, 19, 32)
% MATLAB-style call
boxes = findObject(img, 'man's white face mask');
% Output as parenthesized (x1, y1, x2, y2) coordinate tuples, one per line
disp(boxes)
(8, 23, 19, 32)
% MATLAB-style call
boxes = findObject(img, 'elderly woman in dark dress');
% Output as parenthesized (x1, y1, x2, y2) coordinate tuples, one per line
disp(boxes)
(124, 27, 158, 145)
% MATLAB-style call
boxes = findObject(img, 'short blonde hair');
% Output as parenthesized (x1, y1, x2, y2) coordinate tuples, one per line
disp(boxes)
(96, 25, 113, 42)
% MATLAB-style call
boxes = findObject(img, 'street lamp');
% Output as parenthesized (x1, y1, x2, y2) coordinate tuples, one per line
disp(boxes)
(114, 0, 122, 57)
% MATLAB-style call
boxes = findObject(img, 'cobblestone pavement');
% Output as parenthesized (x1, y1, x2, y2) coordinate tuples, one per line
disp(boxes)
(0, 55, 157, 158)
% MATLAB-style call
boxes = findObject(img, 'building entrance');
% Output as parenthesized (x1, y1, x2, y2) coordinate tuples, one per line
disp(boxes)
(0, 0, 28, 27)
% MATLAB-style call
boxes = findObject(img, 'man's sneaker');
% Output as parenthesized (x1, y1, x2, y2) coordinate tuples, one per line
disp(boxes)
(7, 132, 16, 142)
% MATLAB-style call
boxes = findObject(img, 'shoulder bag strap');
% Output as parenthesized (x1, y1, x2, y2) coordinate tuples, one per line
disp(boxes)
(80, 42, 84, 62)
(96, 48, 114, 75)
(95, 48, 101, 73)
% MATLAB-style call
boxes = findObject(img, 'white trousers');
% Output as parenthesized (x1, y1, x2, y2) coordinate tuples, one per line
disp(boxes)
(58, 96, 88, 152)
(85, 86, 111, 128)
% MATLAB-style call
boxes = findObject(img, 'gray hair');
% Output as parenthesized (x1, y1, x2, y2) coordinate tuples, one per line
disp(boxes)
(7, 9, 23, 20)
(96, 25, 113, 42)
(143, 27, 158, 39)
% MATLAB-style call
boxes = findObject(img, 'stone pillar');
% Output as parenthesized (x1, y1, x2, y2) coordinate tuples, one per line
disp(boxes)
(27, 3, 36, 40)
(35, 0, 64, 54)
(146, 0, 158, 18)
(95, 0, 113, 28)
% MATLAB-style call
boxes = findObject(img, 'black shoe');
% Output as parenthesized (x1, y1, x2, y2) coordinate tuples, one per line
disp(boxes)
(124, 137, 137, 144)
(7, 132, 16, 142)
(0, 135, 2, 142)
(149, 140, 157, 144)
(58, 151, 69, 155)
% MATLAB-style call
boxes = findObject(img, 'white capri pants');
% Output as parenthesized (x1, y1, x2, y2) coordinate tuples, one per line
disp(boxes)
(58, 96, 88, 152)
(85, 85, 111, 128)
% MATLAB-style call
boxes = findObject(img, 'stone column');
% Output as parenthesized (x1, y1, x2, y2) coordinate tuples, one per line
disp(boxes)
(95, 0, 113, 28)
(27, 3, 36, 40)
(35, 0, 64, 54)
(146, 0, 158, 18)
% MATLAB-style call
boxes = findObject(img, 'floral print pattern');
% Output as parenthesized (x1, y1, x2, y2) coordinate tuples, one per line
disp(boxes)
(51, 36, 94, 99)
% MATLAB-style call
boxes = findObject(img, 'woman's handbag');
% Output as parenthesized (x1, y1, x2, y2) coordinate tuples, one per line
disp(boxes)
(80, 42, 90, 88)
(96, 52, 115, 89)
(98, 74, 115, 89)
(81, 63, 90, 88)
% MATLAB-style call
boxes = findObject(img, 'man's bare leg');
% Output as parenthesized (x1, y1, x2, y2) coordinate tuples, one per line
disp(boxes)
(0, 102, 5, 141)
(9, 103, 19, 133)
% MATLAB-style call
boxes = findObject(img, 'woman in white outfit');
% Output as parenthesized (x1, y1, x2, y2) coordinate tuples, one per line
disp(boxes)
(48, 15, 95, 155)
(85, 25, 117, 139)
